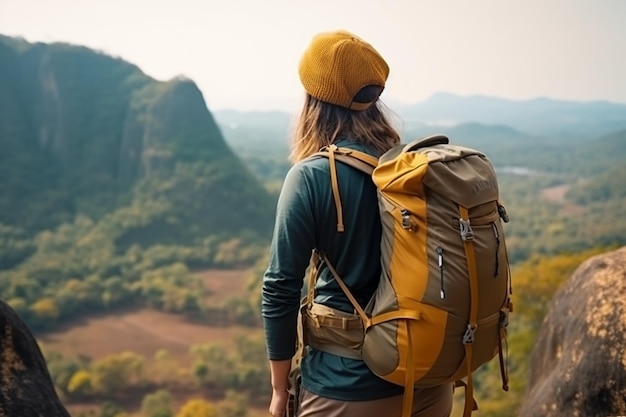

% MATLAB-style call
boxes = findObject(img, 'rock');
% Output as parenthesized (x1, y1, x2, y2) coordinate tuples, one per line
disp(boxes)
(0, 299, 71, 417)
(521, 246, 626, 417)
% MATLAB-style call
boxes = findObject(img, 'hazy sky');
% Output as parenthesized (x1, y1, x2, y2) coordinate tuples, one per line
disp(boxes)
(2, 0, 625, 111)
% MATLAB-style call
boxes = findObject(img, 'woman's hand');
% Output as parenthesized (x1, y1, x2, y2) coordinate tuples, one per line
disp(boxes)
(269, 387, 290, 417)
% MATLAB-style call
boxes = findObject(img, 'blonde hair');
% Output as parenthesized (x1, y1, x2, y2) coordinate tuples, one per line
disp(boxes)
(289, 93, 401, 163)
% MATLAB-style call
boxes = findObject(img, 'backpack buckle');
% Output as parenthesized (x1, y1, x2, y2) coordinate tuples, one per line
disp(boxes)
(401, 209, 412, 230)
(463, 324, 477, 344)
(459, 218, 474, 241)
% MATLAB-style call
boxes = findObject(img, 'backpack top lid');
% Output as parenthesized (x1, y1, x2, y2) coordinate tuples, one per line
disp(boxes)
(378, 134, 449, 164)
(404, 134, 450, 152)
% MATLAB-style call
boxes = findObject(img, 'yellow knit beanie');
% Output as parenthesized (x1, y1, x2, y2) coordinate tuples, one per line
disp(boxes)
(298, 30, 389, 111)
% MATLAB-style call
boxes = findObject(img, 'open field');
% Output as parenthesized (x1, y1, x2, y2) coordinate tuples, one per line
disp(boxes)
(38, 269, 256, 362)
(35, 268, 270, 417)
(38, 307, 257, 363)
(541, 184, 586, 215)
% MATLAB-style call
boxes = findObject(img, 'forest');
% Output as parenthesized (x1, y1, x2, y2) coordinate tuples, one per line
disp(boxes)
(1, 34, 626, 417)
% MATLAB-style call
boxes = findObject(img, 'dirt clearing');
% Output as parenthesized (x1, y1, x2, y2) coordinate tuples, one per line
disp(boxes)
(37, 269, 258, 362)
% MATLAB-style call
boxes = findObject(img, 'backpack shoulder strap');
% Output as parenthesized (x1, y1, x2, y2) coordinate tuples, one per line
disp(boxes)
(311, 146, 378, 174)
(310, 145, 378, 232)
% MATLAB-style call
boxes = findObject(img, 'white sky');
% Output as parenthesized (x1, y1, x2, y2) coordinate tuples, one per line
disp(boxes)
(1, 0, 625, 111)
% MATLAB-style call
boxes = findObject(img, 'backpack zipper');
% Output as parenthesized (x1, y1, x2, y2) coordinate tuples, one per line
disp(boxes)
(491, 222, 500, 277)
(436, 246, 446, 299)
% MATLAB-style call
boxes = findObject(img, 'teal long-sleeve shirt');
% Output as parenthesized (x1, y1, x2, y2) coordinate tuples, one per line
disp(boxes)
(261, 139, 403, 401)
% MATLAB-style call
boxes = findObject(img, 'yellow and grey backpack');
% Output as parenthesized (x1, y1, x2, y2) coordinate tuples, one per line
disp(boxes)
(313, 134, 512, 417)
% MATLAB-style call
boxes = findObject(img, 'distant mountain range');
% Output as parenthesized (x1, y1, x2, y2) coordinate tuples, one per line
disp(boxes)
(215, 92, 626, 145)
(394, 92, 626, 138)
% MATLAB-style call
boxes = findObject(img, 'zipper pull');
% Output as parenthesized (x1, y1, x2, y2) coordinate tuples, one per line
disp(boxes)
(437, 246, 445, 299)
(492, 222, 500, 277)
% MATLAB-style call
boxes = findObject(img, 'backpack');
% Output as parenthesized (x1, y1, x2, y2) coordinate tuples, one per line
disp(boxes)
(311, 134, 512, 417)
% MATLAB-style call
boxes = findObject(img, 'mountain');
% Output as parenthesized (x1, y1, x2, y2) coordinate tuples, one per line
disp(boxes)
(395, 92, 626, 138)
(215, 92, 626, 151)
(213, 108, 540, 168)
(0, 35, 274, 242)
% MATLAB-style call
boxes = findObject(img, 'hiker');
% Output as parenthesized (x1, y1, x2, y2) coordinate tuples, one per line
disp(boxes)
(262, 30, 453, 417)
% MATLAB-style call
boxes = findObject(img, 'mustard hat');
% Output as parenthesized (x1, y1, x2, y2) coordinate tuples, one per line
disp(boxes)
(298, 30, 389, 111)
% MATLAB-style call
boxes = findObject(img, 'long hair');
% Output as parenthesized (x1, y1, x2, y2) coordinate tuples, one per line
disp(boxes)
(289, 88, 401, 163)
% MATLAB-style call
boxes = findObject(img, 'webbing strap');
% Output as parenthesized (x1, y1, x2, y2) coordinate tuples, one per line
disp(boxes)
(327, 145, 344, 232)
(498, 317, 510, 391)
(369, 310, 422, 327)
(462, 344, 475, 417)
(306, 251, 321, 308)
(306, 339, 362, 360)
(332, 153, 376, 175)
(299, 252, 322, 369)
(454, 380, 478, 411)
(498, 207, 513, 392)
(459, 205, 479, 417)
(310, 146, 378, 233)
(310, 147, 378, 175)
(320, 253, 370, 325)
(402, 320, 415, 417)
(459, 205, 479, 328)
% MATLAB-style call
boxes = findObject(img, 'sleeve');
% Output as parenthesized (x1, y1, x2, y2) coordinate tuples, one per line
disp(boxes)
(262, 163, 317, 360)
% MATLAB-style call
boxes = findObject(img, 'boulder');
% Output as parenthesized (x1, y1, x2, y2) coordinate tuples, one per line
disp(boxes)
(521, 246, 626, 417)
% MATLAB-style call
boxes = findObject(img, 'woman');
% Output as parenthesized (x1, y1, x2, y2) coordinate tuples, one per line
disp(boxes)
(262, 30, 453, 417)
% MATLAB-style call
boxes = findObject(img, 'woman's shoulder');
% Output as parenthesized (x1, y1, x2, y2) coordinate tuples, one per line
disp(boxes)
(281, 157, 331, 195)
(290, 153, 332, 176)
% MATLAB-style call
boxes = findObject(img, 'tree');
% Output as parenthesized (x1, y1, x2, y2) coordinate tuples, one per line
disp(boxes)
(141, 389, 173, 417)
(91, 351, 144, 395)
(176, 399, 217, 417)
(43, 351, 84, 396)
(190, 343, 236, 388)
(513, 248, 607, 330)
(5, 297, 28, 318)
(30, 297, 60, 321)
(67, 369, 92, 397)
(99, 401, 126, 417)
(216, 390, 248, 417)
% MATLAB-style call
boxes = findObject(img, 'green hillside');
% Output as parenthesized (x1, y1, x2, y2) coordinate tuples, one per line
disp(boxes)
(0, 35, 275, 329)
(0, 35, 273, 236)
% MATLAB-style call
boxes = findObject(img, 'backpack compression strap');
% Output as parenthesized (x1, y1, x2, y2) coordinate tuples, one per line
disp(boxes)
(459, 205, 480, 417)
(316, 251, 371, 325)
(311, 145, 378, 233)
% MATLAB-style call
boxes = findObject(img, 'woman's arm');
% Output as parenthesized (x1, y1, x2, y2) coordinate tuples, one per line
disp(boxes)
(262, 163, 317, 415)
(268, 359, 292, 417)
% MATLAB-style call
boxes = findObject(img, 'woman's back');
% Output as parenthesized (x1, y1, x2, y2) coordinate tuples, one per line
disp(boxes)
(262, 29, 452, 417)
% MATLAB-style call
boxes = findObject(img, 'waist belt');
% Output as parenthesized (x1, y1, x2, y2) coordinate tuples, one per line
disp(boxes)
(303, 302, 365, 360)
(310, 313, 364, 330)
